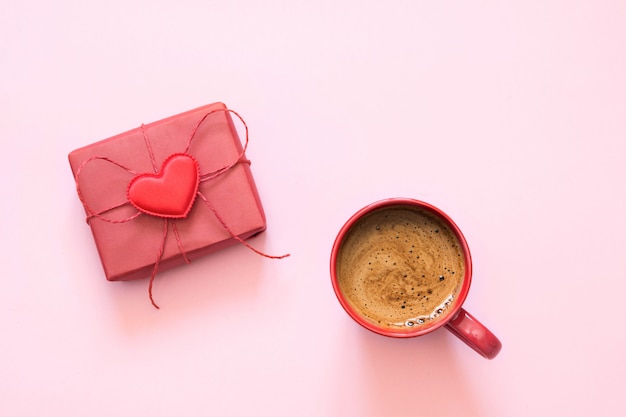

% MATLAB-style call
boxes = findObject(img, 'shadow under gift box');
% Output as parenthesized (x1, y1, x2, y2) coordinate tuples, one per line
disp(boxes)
(68, 102, 267, 282)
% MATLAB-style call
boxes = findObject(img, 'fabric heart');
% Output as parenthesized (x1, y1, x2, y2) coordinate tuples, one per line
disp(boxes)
(127, 153, 200, 218)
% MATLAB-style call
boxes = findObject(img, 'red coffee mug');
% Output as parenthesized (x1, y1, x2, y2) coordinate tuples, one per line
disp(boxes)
(330, 198, 502, 359)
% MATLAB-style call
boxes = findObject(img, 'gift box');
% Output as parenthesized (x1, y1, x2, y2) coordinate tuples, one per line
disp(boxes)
(69, 103, 271, 299)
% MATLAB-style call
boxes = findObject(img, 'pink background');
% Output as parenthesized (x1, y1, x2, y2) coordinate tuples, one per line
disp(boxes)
(2, 1, 625, 416)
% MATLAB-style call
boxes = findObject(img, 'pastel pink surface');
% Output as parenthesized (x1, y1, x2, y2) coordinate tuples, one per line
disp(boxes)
(2, 2, 626, 417)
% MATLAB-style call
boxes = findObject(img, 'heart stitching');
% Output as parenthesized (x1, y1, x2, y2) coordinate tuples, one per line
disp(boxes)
(127, 153, 200, 218)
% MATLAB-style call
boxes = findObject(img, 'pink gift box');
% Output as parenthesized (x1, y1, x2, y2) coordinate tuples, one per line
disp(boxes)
(68, 103, 267, 285)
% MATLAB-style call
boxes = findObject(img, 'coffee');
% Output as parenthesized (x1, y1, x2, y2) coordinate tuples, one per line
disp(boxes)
(336, 205, 465, 330)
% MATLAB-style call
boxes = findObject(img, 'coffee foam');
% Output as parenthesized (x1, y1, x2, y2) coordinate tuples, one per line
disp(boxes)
(336, 206, 465, 329)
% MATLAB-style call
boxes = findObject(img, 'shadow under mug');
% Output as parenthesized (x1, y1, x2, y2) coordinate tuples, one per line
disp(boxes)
(330, 198, 502, 359)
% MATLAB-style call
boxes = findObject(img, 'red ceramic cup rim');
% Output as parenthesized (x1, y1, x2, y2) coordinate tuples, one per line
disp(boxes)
(330, 198, 473, 338)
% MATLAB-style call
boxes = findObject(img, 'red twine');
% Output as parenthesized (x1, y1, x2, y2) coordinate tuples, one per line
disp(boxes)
(74, 109, 289, 308)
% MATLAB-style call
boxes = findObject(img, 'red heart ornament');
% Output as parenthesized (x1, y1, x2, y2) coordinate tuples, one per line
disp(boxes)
(127, 153, 200, 218)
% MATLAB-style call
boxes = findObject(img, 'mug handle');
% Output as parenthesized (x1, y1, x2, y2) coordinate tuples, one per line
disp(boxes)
(445, 308, 502, 359)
